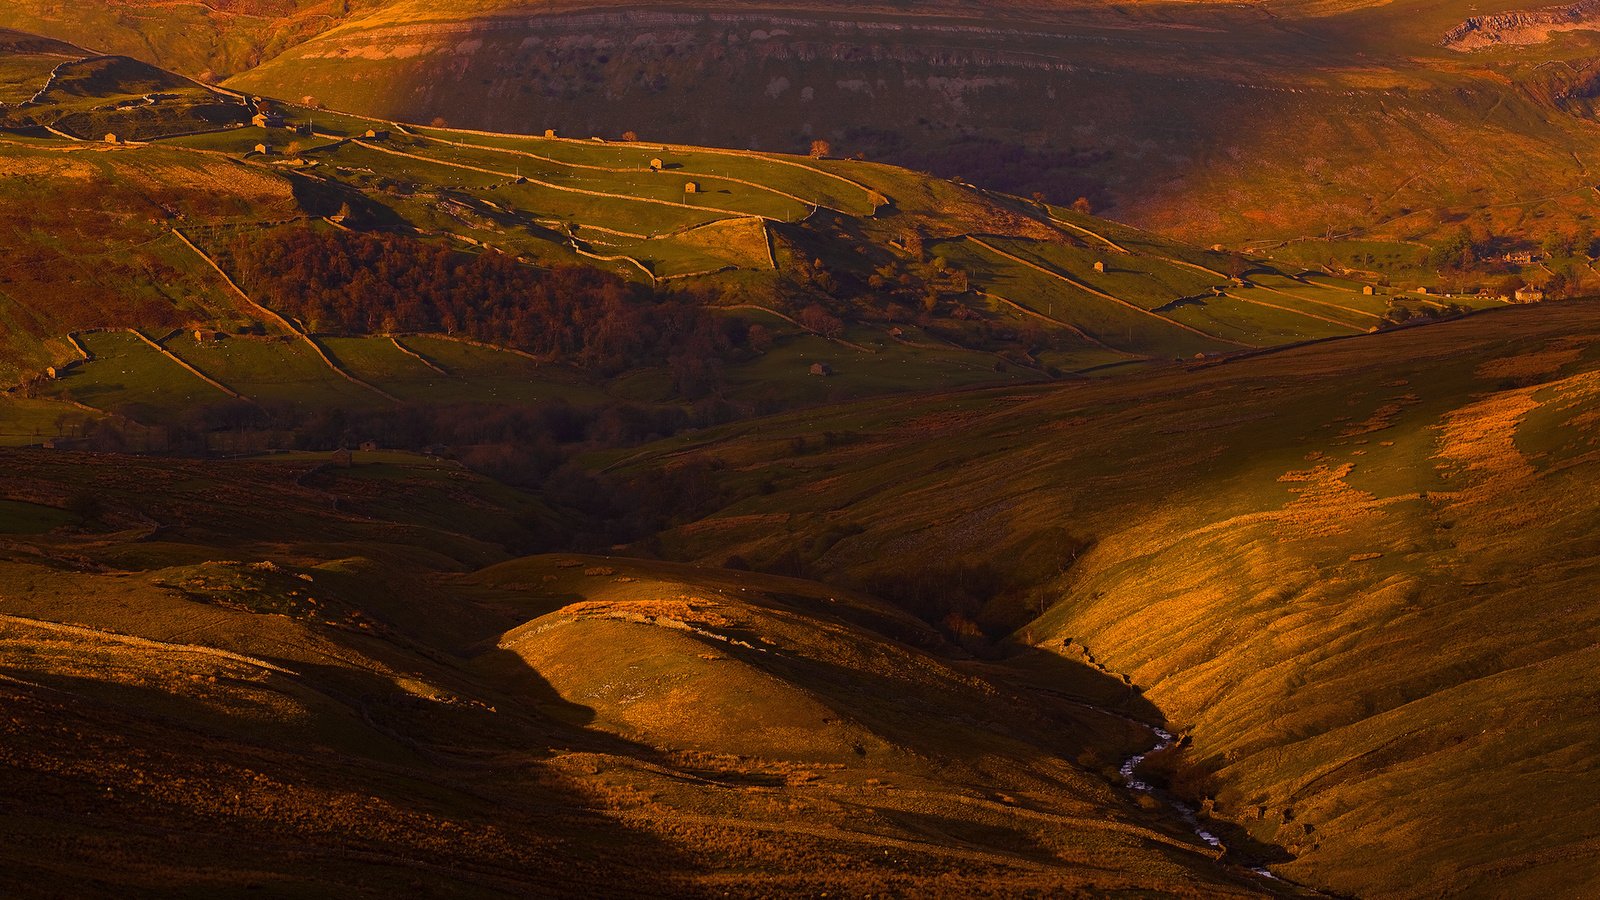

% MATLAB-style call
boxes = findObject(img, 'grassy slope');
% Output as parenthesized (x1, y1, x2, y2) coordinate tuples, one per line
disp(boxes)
(215, 0, 1600, 250)
(609, 300, 1600, 896)
(5, 40, 1450, 431)
(0, 449, 1265, 897)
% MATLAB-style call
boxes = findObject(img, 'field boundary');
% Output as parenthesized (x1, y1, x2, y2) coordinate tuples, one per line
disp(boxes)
(388, 336, 451, 376)
(1219, 292, 1367, 331)
(968, 237, 1254, 347)
(408, 121, 887, 211)
(173, 229, 400, 402)
(976, 290, 1143, 357)
(351, 139, 773, 223)
(419, 132, 854, 216)
(125, 329, 252, 401)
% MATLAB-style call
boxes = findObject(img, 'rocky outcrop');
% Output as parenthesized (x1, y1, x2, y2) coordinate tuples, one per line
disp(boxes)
(1444, 0, 1600, 50)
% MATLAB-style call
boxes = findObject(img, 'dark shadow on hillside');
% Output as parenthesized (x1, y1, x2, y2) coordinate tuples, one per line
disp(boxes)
(289, 175, 411, 232)
(0, 666, 702, 897)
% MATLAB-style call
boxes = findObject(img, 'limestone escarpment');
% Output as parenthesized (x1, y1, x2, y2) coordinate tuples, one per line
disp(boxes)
(1444, 0, 1600, 49)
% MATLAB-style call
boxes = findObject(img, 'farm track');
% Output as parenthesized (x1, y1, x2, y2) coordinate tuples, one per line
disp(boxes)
(0, 612, 297, 675)
(718, 304, 876, 352)
(1048, 215, 1132, 255)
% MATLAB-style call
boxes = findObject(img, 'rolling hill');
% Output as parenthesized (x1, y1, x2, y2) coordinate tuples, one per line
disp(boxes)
(602, 298, 1600, 896)
(4, 15, 1599, 896)
(0, 447, 1272, 897)
(2, 34, 1507, 450)
(210, 0, 1600, 252)
(9, 0, 1600, 252)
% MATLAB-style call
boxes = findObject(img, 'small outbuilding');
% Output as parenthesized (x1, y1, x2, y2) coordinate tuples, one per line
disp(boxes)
(254, 143, 271, 155)
(544, 128, 557, 138)
(809, 362, 832, 377)
(103, 133, 118, 144)
(649, 158, 664, 171)
(362, 128, 389, 140)
(359, 441, 379, 452)
(1362, 285, 1376, 296)
(684, 181, 700, 194)
(44, 366, 58, 380)
(332, 448, 353, 468)
(251, 111, 284, 129)
(1093, 260, 1106, 274)
(194, 330, 225, 343)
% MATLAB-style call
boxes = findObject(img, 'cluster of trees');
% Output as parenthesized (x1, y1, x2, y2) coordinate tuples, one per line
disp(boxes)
(227, 230, 748, 383)
(1428, 227, 1600, 272)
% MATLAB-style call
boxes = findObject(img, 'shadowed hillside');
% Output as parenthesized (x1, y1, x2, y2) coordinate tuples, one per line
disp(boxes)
(4, 37, 1502, 442)
(0, 449, 1274, 897)
(608, 299, 1600, 896)
(217, 0, 1600, 249)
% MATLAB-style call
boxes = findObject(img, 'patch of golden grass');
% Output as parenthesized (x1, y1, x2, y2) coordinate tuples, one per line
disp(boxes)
(1473, 336, 1598, 381)
(1275, 462, 1383, 537)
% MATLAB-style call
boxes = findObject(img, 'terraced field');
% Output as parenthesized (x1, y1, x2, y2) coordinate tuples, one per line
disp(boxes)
(2, 36, 1510, 440)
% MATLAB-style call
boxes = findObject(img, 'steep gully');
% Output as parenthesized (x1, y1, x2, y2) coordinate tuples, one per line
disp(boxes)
(1103, 701, 1342, 896)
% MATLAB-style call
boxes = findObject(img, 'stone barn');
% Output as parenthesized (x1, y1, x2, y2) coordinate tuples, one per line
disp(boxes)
(650, 158, 664, 171)
(103, 133, 118, 144)
(254, 143, 271, 155)
(1093, 261, 1106, 274)
(1363, 285, 1376, 295)
(809, 362, 832, 377)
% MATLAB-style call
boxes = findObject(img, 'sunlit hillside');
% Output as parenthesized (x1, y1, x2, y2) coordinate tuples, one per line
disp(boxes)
(608, 299, 1600, 896)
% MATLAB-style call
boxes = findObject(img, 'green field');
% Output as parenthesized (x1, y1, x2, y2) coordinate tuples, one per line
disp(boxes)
(41, 331, 233, 414)
(0, 498, 75, 533)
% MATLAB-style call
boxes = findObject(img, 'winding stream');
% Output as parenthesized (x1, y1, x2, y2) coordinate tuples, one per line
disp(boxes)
(1117, 722, 1284, 885)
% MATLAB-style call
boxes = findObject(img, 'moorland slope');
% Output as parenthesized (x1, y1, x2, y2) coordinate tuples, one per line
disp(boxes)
(0, 448, 1270, 897)
(611, 299, 1600, 896)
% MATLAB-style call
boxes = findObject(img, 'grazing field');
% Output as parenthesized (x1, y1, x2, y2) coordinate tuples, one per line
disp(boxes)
(40, 331, 234, 414)
(0, 35, 1524, 417)
(0, 397, 97, 447)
